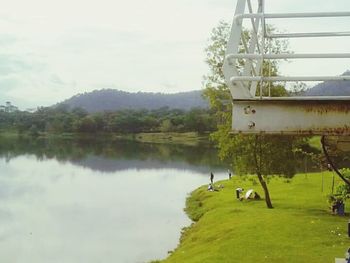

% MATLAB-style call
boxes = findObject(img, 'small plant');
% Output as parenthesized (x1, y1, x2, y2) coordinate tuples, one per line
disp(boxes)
(336, 169, 350, 200)
(327, 194, 344, 206)
(327, 170, 350, 215)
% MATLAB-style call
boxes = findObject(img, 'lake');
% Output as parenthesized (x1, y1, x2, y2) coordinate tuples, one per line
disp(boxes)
(0, 137, 228, 263)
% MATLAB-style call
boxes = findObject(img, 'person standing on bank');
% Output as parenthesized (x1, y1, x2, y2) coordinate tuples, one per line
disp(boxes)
(228, 169, 232, 180)
(210, 172, 214, 184)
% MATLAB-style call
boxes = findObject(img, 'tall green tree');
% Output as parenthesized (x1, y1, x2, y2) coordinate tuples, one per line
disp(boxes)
(204, 21, 302, 208)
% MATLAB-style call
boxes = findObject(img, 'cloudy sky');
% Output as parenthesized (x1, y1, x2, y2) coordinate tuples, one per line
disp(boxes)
(1, 0, 350, 109)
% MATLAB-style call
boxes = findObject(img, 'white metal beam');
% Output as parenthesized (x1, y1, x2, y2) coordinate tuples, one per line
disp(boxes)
(268, 32, 350, 38)
(227, 53, 350, 60)
(265, 12, 350, 19)
(242, 0, 263, 97)
(223, 0, 253, 99)
(231, 100, 350, 135)
(233, 12, 350, 23)
(231, 76, 350, 82)
(233, 96, 350, 101)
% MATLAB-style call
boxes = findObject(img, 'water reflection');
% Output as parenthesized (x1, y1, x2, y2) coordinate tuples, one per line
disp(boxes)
(0, 137, 227, 174)
(0, 137, 228, 263)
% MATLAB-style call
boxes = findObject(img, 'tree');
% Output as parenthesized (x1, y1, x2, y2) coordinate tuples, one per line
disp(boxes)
(74, 116, 97, 133)
(212, 128, 301, 208)
(160, 119, 174, 132)
(204, 21, 302, 208)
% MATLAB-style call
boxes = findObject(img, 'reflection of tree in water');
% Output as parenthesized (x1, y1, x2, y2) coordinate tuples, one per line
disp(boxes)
(0, 136, 228, 173)
(0, 136, 327, 174)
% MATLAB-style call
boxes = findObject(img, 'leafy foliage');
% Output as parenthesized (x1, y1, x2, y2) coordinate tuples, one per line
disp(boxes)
(327, 168, 350, 204)
(203, 21, 305, 208)
(212, 131, 302, 178)
(0, 103, 216, 134)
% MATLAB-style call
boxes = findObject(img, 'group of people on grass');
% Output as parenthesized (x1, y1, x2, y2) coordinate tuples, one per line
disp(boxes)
(207, 171, 227, 192)
(207, 171, 260, 200)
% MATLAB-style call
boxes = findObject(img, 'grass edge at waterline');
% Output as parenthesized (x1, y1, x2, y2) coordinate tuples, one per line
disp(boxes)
(159, 172, 349, 263)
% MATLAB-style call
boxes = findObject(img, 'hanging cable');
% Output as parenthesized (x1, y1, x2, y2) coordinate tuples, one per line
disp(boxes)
(321, 135, 350, 186)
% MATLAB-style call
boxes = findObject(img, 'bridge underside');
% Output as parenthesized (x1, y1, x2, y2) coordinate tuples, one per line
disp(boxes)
(231, 97, 350, 135)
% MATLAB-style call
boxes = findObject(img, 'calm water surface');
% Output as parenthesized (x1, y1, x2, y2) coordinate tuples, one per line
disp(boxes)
(0, 137, 227, 263)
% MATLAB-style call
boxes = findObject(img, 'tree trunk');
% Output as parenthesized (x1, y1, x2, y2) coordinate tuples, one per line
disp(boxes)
(257, 172, 273, 209)
(253, 135, 273, 209)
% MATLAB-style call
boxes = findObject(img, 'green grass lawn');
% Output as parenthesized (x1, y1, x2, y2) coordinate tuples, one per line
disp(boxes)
(159, 172, 350, 263)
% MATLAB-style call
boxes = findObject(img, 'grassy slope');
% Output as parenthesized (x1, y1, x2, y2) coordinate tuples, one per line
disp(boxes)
(161, 172, 349, 263)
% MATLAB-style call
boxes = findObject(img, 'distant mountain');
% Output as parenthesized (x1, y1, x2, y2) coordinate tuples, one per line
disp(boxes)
(305, 71, 350, 96)
(59, 89, 209, 112)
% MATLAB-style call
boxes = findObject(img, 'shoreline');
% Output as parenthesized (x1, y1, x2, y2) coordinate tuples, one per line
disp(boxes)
(0, 131, 212, 146)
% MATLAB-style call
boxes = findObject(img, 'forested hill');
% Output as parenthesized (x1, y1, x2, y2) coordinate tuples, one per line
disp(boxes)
(59, 89, 208, 112)
(305, 71, 350, 96)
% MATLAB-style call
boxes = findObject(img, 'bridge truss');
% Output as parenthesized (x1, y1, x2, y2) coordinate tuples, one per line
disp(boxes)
(223, 0, 350, 135)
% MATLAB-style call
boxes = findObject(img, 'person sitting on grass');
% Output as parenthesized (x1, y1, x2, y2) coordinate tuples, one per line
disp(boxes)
(236, 187, 244, 200)
(207, 183, 220, 192)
